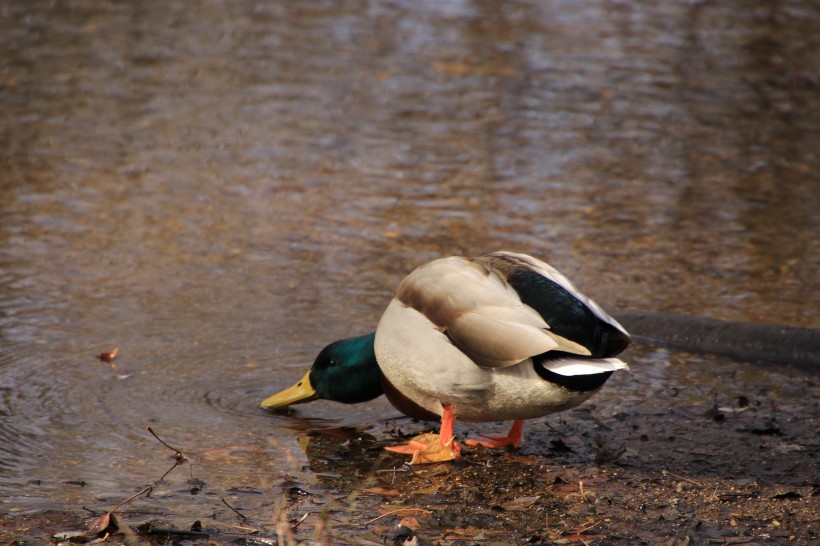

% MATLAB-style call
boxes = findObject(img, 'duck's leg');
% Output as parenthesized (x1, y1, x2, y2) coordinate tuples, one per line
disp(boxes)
(437, 404, 461, 454)
(385, 404, 462, 462)
(465, 419, 524, 449)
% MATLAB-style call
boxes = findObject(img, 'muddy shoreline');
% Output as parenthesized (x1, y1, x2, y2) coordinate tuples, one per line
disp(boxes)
(3, 342, 817, 545)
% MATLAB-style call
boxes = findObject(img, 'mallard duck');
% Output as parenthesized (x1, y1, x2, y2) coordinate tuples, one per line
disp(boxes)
(262, 251, 630, 463)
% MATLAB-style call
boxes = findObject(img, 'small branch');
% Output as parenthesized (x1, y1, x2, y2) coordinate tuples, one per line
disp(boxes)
(570, 519, 603, 535)
(146, 427, 186, 461)
(111, 486, 153, 515)
(159, 459, 185, 481)
(375, 463, 432, 485)
(228, 523, 260, 533)
(292, 512, 310, 530)
(661, 469, 701, 486)
(402, 462, 433, 483)
(363, 508, 432, 526)
(221, 497, 248, 521)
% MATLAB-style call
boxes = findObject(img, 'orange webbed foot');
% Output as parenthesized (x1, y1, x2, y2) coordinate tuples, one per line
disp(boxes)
(385, 404, 462, 464)
(465, 419, 524, 449)
(386, 432, 461, 464)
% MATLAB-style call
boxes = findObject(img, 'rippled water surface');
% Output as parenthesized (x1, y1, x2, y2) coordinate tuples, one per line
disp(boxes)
(1, 0, 817, 527)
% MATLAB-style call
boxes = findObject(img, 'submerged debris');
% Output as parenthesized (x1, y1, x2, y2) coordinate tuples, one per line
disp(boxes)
(96, 347, 119, 365)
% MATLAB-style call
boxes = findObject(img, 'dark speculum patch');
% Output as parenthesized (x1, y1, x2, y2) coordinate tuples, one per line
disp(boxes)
(505, 269, 629, 357)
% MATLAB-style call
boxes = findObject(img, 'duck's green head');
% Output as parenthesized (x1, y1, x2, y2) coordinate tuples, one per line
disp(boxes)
(260, 332, 383, 410)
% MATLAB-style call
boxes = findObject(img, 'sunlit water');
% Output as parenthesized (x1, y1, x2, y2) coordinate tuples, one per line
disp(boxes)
(1, 0, 817, 530)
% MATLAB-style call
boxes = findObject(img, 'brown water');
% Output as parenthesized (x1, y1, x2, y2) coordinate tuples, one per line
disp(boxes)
(1, 0, 817, 531)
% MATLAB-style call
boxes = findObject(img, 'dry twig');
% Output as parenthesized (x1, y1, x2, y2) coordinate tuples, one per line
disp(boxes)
(363, 508, 432, 526)
(661, 469, 701, 486)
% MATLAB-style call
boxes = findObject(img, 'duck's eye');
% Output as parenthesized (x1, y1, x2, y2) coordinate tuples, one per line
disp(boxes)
(328, 360, 337, 368)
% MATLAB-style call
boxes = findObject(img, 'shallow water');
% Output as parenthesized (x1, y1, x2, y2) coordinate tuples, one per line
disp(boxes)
(0, 0, 817, 529)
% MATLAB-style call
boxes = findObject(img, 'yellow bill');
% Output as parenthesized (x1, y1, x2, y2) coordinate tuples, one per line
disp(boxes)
(260, 370, 318, 409)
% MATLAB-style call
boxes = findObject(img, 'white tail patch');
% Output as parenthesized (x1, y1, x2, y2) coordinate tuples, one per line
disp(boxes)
(542, 357, 629, 376)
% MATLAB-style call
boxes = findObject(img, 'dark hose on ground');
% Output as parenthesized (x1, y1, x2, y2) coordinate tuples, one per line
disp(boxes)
(616, 312, 820, 371)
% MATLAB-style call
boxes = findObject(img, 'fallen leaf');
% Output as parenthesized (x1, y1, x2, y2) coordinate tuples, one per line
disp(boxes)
(86, 512, 116, 537)
(364, 508, 432, 525)
(409, 486, 440, 495)
(53, 530, 87, 541)
(564, 532, 605, 542)
(398, 516, 420, 530)
(432, 62, 515, 77)
(97, 347, 118, 364)
(363, 486, 401, 496)
(84, 487, 151, 538)
(595, 437, 626, 464)
(506, 495, 541, 510)
(772, 491, 801, 500)
(718, 406, 749, 413)
(432, 62, 472, 76)
(550, 438, 573, 452)
(407, 432, 460, 465)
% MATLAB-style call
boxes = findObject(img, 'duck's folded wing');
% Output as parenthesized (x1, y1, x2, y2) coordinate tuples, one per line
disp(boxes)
(447, 308, 591, 367)
(396, 256, 592, 368)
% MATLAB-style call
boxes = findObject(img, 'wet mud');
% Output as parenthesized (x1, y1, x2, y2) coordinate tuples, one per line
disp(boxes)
(3, 346, 817, 544)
